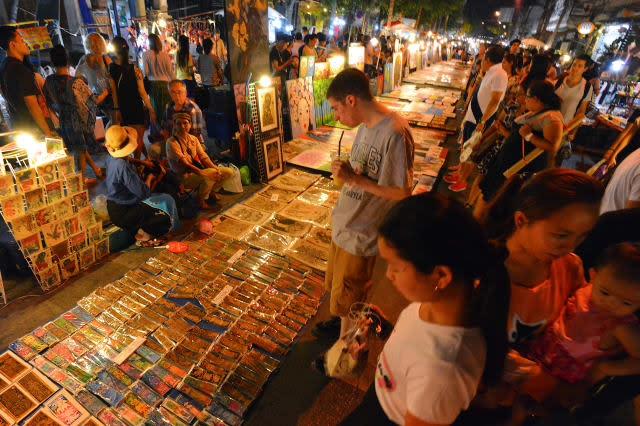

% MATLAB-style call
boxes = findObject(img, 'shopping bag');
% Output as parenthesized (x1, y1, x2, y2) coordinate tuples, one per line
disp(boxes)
(459, 130, 483, 162)
(222, 163, 243, 193)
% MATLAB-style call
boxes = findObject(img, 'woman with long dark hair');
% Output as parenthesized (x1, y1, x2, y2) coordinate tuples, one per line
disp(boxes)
(340, 193, 511, 425)
(520, 54, 551, 91)
(478, 80, 564, 204)
(175, 35, 196, 98)
(143, 33, 174, 122)
(108, 36, 155, 159)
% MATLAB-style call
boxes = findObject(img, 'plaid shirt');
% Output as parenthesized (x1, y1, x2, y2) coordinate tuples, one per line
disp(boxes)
(163, 98, 208, 146)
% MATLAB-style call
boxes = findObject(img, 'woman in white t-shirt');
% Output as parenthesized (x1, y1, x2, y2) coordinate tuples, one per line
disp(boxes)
(340, 193, 511, 426)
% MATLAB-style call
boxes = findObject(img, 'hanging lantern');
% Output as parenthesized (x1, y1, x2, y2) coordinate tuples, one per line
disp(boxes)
(577, 21, 595, 35)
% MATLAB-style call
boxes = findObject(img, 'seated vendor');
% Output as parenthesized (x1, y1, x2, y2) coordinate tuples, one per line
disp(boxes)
(166, 112, 233, 209)
(105, 125, 179, 246)
(162, 80, 208, 148)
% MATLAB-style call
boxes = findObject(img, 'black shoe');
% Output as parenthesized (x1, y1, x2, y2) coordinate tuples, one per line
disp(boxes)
(311, 316, 341, 338)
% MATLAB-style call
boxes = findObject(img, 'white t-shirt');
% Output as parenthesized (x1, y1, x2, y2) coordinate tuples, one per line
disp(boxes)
(375, 303, 486, 425)
(601, 147, 640, 214)
(463, 63, 509, 124)
(555, 77, 593, 123)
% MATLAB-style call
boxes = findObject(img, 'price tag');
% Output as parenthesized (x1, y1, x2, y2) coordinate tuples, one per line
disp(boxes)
(212, 285, 233, 305)
(227, 249, 245, 264)
(271, 194, 279, 202)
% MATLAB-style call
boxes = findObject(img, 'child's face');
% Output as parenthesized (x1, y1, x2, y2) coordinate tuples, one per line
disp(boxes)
(589, 266, 640, 317)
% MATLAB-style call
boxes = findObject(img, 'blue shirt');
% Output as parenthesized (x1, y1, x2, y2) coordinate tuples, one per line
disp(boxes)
(105, 156, 150, 205)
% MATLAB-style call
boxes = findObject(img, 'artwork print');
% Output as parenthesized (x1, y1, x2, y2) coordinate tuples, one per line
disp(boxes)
(50, 241, 70, 261)
(20, 233, 43, 255)
(38, 266, 61, 289)
(392, 52, 402, 89)
(29, 249, 52, 271)
(45, 181, 64, 204)
(71, 191, 89, 211)
(64, 174, 82, 196)
(0, 385, 36, 422)
(78, 247, 95, 270)
(348, 45, 365, 72)
(10, 214, 37, 239)
(56, 157, 75, 177)
(15, 169, 37, 192)
(24, 188, 45, 211)
(53, 199, 73, 219)
(34, 206, 56, 227)
(383, 63, 393, 94)
(94, 238, 109, 260)
(0, 174, 15, 198)
(313, 62, 329, 80)
(23, 408, 62, 426)
(37, 162, 58, 185)
(45, 390, 88, 426)
(78, 206, 96, 229)
(299, 55, 315, 79)
(0, 351, 30, 381)
(70, 231, 87, 252)
(233, 84, 247, 126)
(225, 0, 269, 85)
(224, 204, 271, 224)
(262, 136, 283, 179)
(17, 370, 56, 403)
(42, 221, 67, 247)
(286, 77, 315, 139)
(1, 194, 24, 219)
(59, 255, 79, 279)
(256, 86, 277, 132)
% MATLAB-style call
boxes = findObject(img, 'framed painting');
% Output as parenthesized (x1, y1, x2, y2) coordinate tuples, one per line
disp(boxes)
(286, 77, 315, 140)
(224, 0, 269, 85)
(392, 52, 402, 89)
(262, 136, 283, 180)
(44, 390, 89, 426)
(256, 86, 278, 133)
(383, 63, 393, 94)
(347, 45, 365, 72)
(313, 62, 329, 80)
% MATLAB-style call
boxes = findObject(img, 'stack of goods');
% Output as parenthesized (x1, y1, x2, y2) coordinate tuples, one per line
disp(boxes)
(1, 169, 332, 426)
(283, 126, 359, 172)
(403, 61, 470, 90)
(411, 128, 449, 194)
(0, 155, 107, 290)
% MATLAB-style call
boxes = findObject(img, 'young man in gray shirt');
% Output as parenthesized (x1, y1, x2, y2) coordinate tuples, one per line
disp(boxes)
(313, 68, 414, 349)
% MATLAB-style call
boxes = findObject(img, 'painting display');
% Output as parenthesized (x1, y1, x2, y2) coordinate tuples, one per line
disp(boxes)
(383, 63, 393, 94)
(225, 0, 270, 84)
(299, 55, 315, 79)
(256, 86, 278, 133)
(262, 136, 283, 180)
(313, 78, 334, 127)
(392, 52, 403, 89)
(286, 77, 315, 140)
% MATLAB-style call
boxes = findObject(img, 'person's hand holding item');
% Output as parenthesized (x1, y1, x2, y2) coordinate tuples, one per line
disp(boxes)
(519, 124, 533, 138)
(331, 158, 356, 184)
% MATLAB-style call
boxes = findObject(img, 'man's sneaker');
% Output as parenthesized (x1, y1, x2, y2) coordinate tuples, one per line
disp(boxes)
(448, 165, 460, 171)
(311, 316, 341, 338)
(448, 181, 468, 192)
(443, 173, 459, 184)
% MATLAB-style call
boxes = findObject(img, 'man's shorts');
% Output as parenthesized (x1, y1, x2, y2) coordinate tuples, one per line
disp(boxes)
(324, 241, 377, 317)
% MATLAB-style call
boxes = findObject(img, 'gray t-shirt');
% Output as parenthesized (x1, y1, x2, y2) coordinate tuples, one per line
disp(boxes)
(332, 113, 414, 256)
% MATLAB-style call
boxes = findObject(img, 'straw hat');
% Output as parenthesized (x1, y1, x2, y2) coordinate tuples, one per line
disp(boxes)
(105, 125, 138, 158)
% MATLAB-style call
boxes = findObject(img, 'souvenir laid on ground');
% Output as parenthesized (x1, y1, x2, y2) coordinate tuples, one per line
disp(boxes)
(244, 227, 296, 255)
(286, 239, 328, 271)
(256, 186, 299, 203)
(279, 200, 331, 227)
(45, 390, 89, 426)
(59, 255, 79, 279)
(262, 136, 283, 180)
(0, 351, 30, 382)
(270, 174, 311, 193)
(37, 162, 58, 185)
(242, 194, 288, 213)
(297, 187, 338, 207)
(10, 214, 38, 239)
(312, 177, 338, 192)
(17, 370, 57, 403)
(29, 250, 52, 272)
(23, 407, 64, 426)
(0, 385, 37, 422)
(282, 138, 319, 162)
(38, 266, 61, 289)
(283, 169, 320, 186)
(305, 227, 331, 250)
(24, 188, 46, 211)
(209, 215, 255, 239)
(78, 247, 95, 270)
(256, 86, 278, 133)
(262, 215, 312, 238)
(224, 204, 271, 225)
(0, 174, 15, 198)
(286, 78, 315, 140)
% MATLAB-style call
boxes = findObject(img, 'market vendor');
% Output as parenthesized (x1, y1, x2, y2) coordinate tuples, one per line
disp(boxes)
(104, 125, 179, 246)
(161, 80, 208, 149)
(166, 112, 233, 209)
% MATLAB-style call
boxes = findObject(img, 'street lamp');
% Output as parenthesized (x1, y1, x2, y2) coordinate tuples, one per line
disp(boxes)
(495, 10, 500, 17)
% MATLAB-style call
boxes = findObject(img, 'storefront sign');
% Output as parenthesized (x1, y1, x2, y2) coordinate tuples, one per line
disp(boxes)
(16, 27, 52, 51)
(578, 21, 595, 35)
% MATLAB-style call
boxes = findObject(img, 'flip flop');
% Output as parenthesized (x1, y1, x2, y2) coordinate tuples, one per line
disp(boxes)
(136, 238, 167, 247)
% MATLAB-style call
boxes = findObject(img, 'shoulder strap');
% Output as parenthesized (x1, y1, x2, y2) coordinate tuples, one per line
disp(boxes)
(581, 80, 592, 104)
(554, 76, 565, 90)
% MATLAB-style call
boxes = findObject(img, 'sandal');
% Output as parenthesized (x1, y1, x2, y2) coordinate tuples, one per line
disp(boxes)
(136, 238, 166, 247)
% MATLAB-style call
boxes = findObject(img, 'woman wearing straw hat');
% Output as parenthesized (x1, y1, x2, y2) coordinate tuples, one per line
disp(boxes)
(104, 125, 179, 246)
(166, 112, 233, 210)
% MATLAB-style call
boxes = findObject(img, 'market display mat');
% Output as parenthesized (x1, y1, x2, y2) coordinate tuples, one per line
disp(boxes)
(0, 169, 337, 426)
(403, 60, 471, 90)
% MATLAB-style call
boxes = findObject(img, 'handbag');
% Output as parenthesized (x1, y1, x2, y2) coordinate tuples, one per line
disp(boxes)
(459, 130, 483, 162)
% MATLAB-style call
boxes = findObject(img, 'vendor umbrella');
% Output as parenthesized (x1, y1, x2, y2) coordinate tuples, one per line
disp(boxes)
(385, 21, 417, 33)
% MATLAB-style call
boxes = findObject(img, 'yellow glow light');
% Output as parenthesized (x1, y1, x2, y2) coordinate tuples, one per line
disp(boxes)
(107, 43, 115, 52)
(259, 75, 272, 87)
(158, 19, 167, 28)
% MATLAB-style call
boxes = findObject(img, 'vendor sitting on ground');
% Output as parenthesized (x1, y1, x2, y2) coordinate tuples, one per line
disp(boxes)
(166, 112, 233, 209)
(105, 125, 179, 246)
(161, 79, 208, 149)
